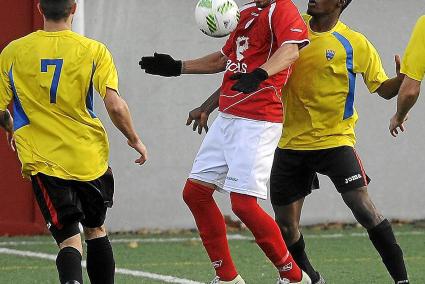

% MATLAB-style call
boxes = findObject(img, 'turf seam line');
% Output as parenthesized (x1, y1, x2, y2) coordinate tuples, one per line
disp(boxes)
(0, 231, 423, 246)
(0, 248, 203, 284)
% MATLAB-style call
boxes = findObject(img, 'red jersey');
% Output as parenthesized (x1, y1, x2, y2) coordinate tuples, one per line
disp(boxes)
(219, 0, 308, 122)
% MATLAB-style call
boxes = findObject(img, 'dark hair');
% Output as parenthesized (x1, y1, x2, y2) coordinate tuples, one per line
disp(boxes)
(40, 0, 75, 21)
(341, 0, 352, 11)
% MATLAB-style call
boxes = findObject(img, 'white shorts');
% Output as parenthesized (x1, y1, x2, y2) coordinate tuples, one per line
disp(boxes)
(189, 113, 282, 199)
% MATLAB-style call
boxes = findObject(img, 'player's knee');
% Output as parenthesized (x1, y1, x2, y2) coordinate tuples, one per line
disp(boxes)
(84, 225, 107, 240)
(354, 209, 384, 229)
(278, 221, 299, 243)
(182, 179, 214, 206)
(60, 233, 83, 254)
(230, 193, 256, 220)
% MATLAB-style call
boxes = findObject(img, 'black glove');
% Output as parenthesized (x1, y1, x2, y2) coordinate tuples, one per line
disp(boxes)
(139, 53, 182, 77)
(230, 68, 269, 94)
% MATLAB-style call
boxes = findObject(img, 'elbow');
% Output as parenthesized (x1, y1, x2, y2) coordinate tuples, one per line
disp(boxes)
(216, 55, 228, 72)
(107, 99, 129, 116)
(289, 49, 300, 65)
(401, 89, 420, 101)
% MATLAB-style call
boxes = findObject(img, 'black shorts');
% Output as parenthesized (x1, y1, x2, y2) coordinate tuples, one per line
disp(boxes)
(270, 146, 370, 206)
(31, 168, 114, 234)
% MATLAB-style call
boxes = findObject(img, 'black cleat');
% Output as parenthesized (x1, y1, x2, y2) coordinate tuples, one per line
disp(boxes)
(314, 273, 325, 284)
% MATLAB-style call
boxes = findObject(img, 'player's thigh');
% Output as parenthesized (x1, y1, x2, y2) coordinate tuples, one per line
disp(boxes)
(189, 115, 229, 187)
(31, 174, 84, 243)
(222, 119, 282, 199)
(316, 146, 370, 193)
(77, 167, 114, 229)
(270, 148, 319, 206)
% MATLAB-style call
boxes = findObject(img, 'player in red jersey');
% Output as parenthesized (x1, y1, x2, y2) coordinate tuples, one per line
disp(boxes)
(140, 1, 310, 283)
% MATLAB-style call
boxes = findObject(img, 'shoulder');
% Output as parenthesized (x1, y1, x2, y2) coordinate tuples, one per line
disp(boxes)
(70, 33, 105, 51)
(71, 34, 112, 59)
(1, 32, 38, 58)
(336, 23, 375, 51)
(415, 15, 425, 28)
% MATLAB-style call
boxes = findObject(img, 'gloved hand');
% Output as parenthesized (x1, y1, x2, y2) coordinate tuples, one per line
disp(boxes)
(230, 68, 269, 94)
(139, 53, 182, 77)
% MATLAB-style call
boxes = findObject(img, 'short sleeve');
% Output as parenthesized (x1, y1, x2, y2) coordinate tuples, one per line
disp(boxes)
(221, 31, 236, 57)
(271, 2, 309, 47)
(401, 16, 425, 81)
(0, 45, 14, 111)
(355, 38, 389, 93)
(93, 44, 119, 98)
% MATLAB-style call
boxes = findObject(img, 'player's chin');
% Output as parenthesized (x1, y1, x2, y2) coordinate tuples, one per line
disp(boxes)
(255, 0, 270, 8)
(306, 8, 320, 16)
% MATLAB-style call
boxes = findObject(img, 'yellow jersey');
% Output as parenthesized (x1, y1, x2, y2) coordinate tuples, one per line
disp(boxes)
(0, 30, 119, 181)
(278, 15, 388, 150)
(401, 15, 425, 81)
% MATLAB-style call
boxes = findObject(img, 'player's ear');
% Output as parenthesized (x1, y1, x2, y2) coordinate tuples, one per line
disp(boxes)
(37, 3, 44, 17)
(337, 0, 346, 9)
(71, 2, 77, 15)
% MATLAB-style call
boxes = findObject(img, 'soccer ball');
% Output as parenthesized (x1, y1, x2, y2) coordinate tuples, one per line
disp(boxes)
(195, 0, 240, 38)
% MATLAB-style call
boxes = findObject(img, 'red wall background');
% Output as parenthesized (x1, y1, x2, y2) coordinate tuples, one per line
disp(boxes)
(0, 0, 46, 235)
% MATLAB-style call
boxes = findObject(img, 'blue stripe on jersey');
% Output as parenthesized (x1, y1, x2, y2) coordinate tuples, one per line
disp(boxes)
(86, 63, 97, 118)
(9, 65, 30, 131)
(332, 31, 356, 120)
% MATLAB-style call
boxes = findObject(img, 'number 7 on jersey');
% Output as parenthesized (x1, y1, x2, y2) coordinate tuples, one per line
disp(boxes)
(41, 59, 64, 104)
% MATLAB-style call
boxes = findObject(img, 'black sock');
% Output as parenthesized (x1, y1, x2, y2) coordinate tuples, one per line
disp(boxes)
(368, 219, 409, 283)
(56, 247, 83, 284)
(86, 236, 115, 284)
(288, 234, 320, 283)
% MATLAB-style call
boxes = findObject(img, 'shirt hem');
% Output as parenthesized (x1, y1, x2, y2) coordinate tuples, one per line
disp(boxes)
(279, 142, 355, 151)
(25, 163, 109, 182)
(220, 109, 283, 123)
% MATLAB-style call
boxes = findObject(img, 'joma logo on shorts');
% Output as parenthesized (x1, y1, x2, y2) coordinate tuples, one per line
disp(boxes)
(345, 174, 362, 184)
(226, 176, 239, 182)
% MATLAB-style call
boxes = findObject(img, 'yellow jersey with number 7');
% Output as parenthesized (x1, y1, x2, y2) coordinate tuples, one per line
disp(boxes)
(401, 15, 425, 81)
(0, 30, 119, 181)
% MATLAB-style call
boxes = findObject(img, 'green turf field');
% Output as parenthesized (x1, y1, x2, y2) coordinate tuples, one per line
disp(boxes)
(0, 225, 423, 283)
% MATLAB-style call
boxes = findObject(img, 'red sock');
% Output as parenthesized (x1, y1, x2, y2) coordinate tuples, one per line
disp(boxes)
(230, 192, 302, 282)
(183, 180, 238, 281)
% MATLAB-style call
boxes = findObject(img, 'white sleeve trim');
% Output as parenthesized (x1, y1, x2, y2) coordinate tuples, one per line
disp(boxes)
(281, 39, 310, 47)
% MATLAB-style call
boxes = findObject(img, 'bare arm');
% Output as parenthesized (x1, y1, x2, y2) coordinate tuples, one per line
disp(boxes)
(0, 109, 14, 150)
(186, 88, 220, 134)
(182, 52, 227, 74)
(389, 76, 421, 137)
(376, 55, 404, 100)
(104, 88, 148, 164)
(396, 76, 421, 118)
(0, 109, 12, 132)
(260, 43, 299, 77)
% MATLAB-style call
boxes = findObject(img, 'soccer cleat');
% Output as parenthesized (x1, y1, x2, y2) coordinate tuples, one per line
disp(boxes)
(210, 275, 246, 284)
(277, 271, 312, 284)
(313, 273, 325, 284)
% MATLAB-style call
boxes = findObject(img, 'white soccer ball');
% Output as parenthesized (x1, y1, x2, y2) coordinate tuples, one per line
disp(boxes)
(195, 0, 240, 38)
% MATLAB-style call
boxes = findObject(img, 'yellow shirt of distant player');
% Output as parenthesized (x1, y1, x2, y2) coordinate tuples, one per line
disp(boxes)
(279, 15, 388, 150)
(0, 30, 118, 181)
(401, 15, 425, 81)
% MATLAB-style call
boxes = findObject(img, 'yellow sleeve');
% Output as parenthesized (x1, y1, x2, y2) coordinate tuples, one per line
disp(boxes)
(0, 44, 14, 111)
(93, 43, 119, 98)
(354, 36, 389, 93)
(401, 16, 425, 81)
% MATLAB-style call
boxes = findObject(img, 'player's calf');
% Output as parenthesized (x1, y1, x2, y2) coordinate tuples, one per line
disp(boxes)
(230, 193, 302, 282)
(342, 188, 409, 283)
(84, 226, 115, 284)
(54, 225, 83, 284)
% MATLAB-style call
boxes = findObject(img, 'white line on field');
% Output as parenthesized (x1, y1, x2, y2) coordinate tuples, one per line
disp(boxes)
(0, 247, 203, 284)
(0, 231, 423, 247)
